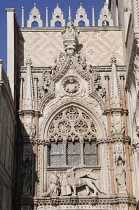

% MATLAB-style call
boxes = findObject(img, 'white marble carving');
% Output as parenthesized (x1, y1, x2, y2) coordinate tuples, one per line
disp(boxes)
(27, 3, 43, 27)
(115, 156, 127, 193)
(50, 4, 65, 27)
(74, 3, 89, 26)
(42, 168, 104, 197)
(98, 3, 113, 26)
(62, 76, 80, 95)
(111, 114, 125, 135)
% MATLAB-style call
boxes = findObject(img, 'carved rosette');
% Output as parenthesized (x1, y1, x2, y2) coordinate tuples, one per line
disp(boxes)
(62, 75, 81, 96)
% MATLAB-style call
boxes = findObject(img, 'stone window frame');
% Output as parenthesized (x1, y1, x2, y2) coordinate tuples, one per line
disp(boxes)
(47, 106, 98, 167)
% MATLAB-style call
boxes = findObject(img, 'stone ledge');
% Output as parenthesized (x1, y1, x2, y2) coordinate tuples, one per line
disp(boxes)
(20, 26, 122, 32)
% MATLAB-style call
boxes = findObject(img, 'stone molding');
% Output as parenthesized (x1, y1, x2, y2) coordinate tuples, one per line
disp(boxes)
(19, 66, 126, 73)
(28, 136, 131, 145)
(97, 137, 131, 144)
(19, 196, 136, 206)
(19, 26, 122, 32)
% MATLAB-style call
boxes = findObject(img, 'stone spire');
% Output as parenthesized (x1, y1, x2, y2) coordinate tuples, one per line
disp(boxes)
(21, 6, 24, 27)
(110, 54, 121, 108)
(24, 55, 33, 110)
(46, 7, 48, 27)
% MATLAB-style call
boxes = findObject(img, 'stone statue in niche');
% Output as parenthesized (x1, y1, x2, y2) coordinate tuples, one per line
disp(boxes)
(22, 157, 32, 195)
(114, 143, 125, 163)
(115, 156, 127, 193)
(43, 168, 105, 197)
(111, 114, 125, 135)
(63, 76, 80, 94)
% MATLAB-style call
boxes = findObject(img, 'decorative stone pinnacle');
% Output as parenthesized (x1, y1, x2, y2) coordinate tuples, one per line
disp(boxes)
(0, 59, 3, 64)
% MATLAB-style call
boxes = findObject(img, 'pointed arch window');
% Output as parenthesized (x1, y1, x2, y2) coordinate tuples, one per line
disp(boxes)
(48, 107, 98, 166)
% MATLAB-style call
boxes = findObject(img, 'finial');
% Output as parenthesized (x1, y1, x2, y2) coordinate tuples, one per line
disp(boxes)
(34, 3, 36, 7)
(21, 6, 24, 27)
(46, 7, 48, 27)
(57, 3, 58, 7)
(92, 6, 95, 26)
(80, 3, 82, 6)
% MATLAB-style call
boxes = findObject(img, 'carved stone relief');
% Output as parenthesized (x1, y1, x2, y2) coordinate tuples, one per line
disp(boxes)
(111, 114, 125, 135)
(62, 76, 81, 95)
(93, 70, 106, 99)
(42, 168, 104, 197)
(42, 68, 52, 93)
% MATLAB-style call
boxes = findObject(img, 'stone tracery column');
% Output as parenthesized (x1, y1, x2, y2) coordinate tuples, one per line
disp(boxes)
(80, 137, 84, 165)
(63, 138, 67, 165)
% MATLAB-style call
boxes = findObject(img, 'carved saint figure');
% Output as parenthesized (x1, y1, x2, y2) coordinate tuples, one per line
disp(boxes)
(115, 156, 127, 193)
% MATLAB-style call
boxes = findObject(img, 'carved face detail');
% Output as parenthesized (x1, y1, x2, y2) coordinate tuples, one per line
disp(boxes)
(62, 76, 80, 95)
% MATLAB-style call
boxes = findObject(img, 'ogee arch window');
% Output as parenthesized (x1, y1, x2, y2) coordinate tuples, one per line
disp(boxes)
(48, 107, 97, 166)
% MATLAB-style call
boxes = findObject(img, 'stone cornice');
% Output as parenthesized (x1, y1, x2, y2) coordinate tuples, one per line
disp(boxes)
(19, 65, 126, 73)
(19, 26, 122, 32)
(19, 195, 136, 206)
(97, 136, 131, 144)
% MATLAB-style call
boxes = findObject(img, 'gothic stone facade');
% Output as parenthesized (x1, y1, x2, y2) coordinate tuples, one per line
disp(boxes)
(2, 0, 139, 210)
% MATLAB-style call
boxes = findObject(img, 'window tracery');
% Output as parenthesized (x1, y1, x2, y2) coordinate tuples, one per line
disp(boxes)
(48, 107, 97, 166)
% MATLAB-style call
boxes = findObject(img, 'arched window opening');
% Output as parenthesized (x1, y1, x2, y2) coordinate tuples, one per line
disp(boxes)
(78, 21, 85, 27)
(48, 106, 98, 167)
(31, 21, 38, 27)
(55, 21, 62, 27)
